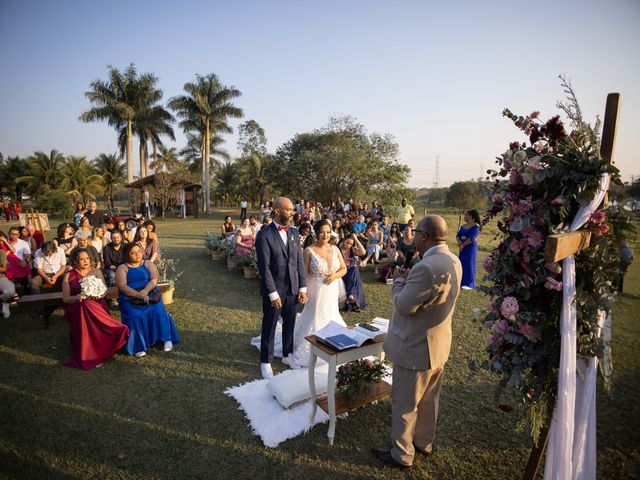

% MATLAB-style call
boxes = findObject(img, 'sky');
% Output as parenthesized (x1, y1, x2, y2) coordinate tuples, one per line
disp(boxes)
(1, 0, 638, 188)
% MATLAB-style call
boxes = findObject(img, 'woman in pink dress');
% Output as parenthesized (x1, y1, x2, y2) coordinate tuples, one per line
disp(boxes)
(62, 248, 129, 370)
(234, 218, 256, 256)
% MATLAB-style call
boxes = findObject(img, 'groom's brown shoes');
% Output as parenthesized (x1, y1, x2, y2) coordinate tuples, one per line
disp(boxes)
(372, 448, 411, 469)
(413, 442, 433, 457)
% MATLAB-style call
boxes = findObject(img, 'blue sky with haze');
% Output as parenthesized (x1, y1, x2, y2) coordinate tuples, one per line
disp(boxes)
(1, 0, 638, 187)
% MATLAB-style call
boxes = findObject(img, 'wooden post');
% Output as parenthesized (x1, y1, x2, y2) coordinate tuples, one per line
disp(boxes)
(522, 93, 620, 480)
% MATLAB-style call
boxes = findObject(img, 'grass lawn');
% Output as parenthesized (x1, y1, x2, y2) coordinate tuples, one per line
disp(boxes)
(0, 209, 638, 479)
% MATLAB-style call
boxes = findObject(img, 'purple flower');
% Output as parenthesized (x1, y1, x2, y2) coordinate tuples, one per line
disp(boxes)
(528, 111, 540, 120)
(482, 256, 494, 273)
(500, 296, 519, 318)
(526, 230, 544, 249)
(589, 210, 606, 224)
(491, 194, 503, 203)
(544, 276, 563, 291)
(493, 318, 509, 334)
(545, 262, 561, 274)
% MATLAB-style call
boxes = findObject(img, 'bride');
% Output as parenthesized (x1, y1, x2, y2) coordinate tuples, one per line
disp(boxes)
(291, 219, 348, 367)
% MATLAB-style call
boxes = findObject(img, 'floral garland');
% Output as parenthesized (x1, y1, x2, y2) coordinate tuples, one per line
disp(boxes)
(480, 78, 634, 440)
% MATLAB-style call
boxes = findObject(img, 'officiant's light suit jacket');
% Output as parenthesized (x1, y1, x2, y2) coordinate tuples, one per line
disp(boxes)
(383, 244, 462, 371)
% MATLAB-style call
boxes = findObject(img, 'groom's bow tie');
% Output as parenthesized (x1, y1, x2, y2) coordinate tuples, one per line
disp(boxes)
(278, 225, 289, 232)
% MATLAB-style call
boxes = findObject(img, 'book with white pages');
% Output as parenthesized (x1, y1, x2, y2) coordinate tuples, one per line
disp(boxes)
(313, 320, 387, 350)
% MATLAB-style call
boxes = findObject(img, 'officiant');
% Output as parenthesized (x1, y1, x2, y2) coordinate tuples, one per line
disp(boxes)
(373, 215, 462, 469)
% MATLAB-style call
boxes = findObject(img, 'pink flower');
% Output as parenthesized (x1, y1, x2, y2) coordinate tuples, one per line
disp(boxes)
(545, 262, 561, 274)
(596, 223, 610, 235)
(544, 276, 563, 291)
(551, 196, 566, 206)
(527, 230, 544, 249)
(493, 319, 509, 334)
(487, 301, 497, 312)
(482, 256, 493, 273)
(486, 334, 497, 347)
(491, 194, 503, 203)
(589, 210, 606, 224)
(500, 297, 519, 318)
(527, 158, 544, 171)
(529, 111, 540, 119)
(510, 171, 520, 186)
(518, 324, 540, 342)
(509, 240, 521, 254)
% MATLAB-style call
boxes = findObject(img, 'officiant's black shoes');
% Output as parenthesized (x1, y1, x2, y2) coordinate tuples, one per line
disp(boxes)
(372, 448, 411, 469)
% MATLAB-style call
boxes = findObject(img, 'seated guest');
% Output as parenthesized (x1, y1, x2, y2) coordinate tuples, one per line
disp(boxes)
(353, 215, 367, 242)
(396, 226, 418, 268)
(6, 227, 32, 293)
(386, 222, 401, 263)
(361, 220, 384, 267)
(0, 234, 16, 318)
(31, 241, 67, 294)
(62, 248, 129, 370)
(339, 234, 367, 312)
(262, 215, 272, 228)
(134, 226, 159, 263)
(91, 227, 107, 258)
(26, 223, 45, 250)
(235, 218, 256, 256)
(379, 216, 391, 245)
(220, 216, 235, 241)
(292, 212, 302, 228)
(116, 243, 180, 357)
(19, 226, 37, 255)
(53, 223, 78, 258)
(331, 219, 343, 244)
(249, 215, 262, 233)
(143, 220, 159, 244)
(100, 223, 112, 243)
(130, 217, 145, 239)
(299, 222, 312, 248)
(103, 231, 125, 287)
(75, 216, 93, 239)
(116, 220, 133, 243)
(72, 233, 101, 269)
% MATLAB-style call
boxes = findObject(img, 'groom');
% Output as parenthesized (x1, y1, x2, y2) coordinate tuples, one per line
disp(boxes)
(255, 196, 308, 379)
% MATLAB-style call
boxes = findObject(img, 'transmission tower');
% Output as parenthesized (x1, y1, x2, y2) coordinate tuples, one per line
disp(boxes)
(433, 156, 440, 188)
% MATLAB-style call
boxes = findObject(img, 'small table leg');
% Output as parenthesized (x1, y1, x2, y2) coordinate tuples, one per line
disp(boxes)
(327, 355, 337, 445)
(308, 350, 318, 423)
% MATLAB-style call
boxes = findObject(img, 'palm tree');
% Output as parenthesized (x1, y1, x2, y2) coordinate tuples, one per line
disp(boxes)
(169, 73, 243, 213)
(60, 156, 104, 204)
(150, 146, 179, 173)
(16, 150, 65, 201)
(236, 152, 273, 208)
(93, 153, 126, 209)
(80, 64, 154, 184)
(212, 160, 238, 207)
(0, 156, 28, 200)
(180, 132, 229, 174)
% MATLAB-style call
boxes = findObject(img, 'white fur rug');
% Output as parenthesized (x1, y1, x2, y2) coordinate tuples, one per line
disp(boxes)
(225, 368, 330, 448)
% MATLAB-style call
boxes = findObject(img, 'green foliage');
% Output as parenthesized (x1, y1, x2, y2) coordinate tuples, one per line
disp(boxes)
(445, 181, 487, 209)
(36, 190, 72, 216)
(272, 116, 410, 202)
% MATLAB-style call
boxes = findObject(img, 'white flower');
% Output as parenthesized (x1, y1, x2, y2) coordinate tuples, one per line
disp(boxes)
(80, 275, 107, 299)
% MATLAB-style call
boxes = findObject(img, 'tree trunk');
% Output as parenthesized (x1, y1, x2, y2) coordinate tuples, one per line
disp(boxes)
(204, 121, 211, 214)
(139, 141, 146, 179)
(152, 138, 158, 174)
(127, 119, 134, 211)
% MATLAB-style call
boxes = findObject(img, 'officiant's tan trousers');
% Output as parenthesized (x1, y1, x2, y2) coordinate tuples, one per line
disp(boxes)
(390, 365, 444, 466)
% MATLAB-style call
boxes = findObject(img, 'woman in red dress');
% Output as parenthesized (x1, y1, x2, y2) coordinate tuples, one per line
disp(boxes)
(4, 202, 13, 222)
(62, 248, 129, 370)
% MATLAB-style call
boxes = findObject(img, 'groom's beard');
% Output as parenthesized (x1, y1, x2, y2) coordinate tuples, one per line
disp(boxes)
(275, 214, 289, 225)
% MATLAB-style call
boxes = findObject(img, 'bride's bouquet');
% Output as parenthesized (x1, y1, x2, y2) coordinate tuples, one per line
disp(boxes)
(80, 275, 107, 299)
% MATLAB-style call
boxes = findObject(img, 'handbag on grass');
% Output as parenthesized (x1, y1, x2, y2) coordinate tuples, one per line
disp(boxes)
(130, 286, 161, 306)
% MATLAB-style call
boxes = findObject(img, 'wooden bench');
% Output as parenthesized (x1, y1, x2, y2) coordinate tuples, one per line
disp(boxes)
(17, 282, 171, 328)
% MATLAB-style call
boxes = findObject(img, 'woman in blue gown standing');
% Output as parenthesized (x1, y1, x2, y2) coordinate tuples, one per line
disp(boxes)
(116, 243, 180, 357)
(456, 209, 481, 290)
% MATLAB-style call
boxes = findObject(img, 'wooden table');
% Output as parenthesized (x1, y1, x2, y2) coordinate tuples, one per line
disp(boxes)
(306, 334, 389, 445)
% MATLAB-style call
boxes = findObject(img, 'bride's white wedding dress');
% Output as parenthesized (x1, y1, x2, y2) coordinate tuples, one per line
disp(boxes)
(292, 245, 347, 367)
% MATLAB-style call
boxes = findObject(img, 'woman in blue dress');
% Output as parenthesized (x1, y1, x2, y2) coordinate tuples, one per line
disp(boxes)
(115, 243, 180, 357)
(456, 209, 481, 290)
(338, 234, 366, 312)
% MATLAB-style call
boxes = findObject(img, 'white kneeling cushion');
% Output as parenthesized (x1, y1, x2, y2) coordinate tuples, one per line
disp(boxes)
(267, 365, 330, 408)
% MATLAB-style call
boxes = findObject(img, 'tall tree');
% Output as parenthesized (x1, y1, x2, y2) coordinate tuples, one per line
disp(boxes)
(80, 64, 154, 184)
(180, 132, 229, 174)
(169, 73, 243, 213)
(60, 155, 104, 204)
(0, 156, 28, 200)
(150, 145, 179, 173)
(93, 153, 126, 209)
(16, 150, 65, 201)
(237, 119, 267, 157)
(212, 160, 237, 207)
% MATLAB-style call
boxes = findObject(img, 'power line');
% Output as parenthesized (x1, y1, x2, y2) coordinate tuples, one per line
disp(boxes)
(433, 155, 439, 188)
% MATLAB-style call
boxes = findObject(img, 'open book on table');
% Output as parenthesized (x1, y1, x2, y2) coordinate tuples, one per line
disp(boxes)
(313, 318, 389, 351)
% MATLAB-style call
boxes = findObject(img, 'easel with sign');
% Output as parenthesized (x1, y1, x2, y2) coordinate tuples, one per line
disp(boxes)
(523, 92, 619, 479)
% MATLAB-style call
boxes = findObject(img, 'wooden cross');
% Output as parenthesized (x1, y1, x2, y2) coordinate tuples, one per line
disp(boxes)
(525, 92, 620, 479)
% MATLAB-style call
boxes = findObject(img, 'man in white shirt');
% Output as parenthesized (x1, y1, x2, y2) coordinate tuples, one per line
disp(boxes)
(240, 197, 248, 221)
(31, 241, 67, 294)
(7, 227, 31, 290)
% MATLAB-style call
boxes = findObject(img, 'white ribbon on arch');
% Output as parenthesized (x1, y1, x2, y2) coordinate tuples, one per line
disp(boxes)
(544, 172, 610, 480)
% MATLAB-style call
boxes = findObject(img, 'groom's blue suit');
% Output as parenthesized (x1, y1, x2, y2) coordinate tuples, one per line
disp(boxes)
(256, 222, 307, 363)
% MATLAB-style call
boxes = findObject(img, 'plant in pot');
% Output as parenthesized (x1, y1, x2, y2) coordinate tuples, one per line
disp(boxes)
(336, 358, 387, 403)
(204, 232, 225, 260)
(225, 244, 238, 270)
(156, 254, 183, 305)
(237, 251, 258, 279)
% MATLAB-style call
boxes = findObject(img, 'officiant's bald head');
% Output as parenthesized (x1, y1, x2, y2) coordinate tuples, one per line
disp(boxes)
(415, 215, 448, 254)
